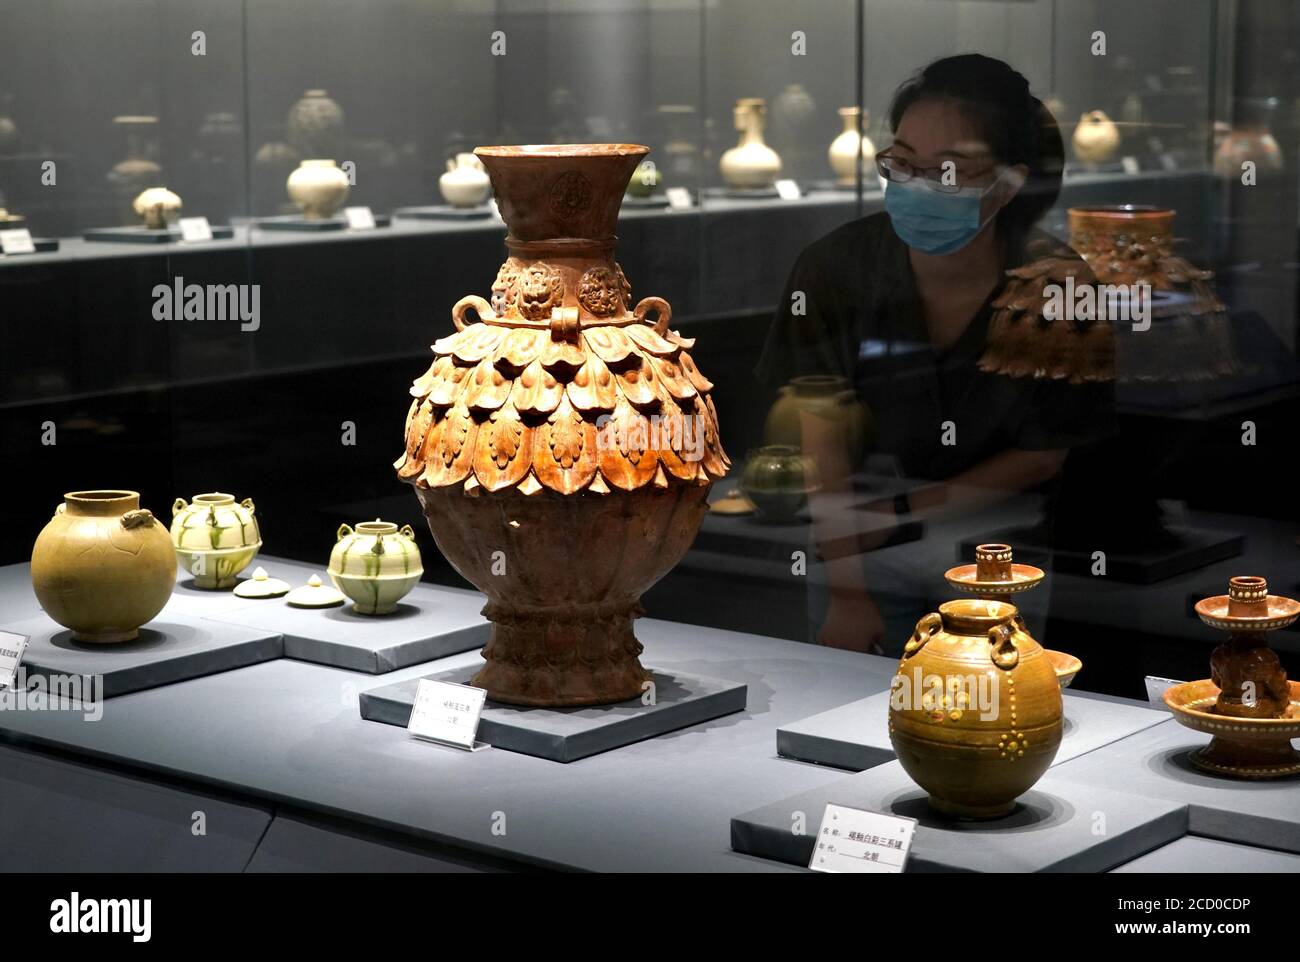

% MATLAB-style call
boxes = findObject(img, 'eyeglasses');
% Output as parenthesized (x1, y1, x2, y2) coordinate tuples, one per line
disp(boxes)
(876, 152, 997, 194)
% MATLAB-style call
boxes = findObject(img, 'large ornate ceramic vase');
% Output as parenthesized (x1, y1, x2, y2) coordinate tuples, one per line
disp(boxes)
(31, 491, 175, 643)
(396, 144, 728, 707)
(889, 599, 1063, 818)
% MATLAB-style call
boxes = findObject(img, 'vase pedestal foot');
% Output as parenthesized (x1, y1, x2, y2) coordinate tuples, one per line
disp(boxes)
(1191, 736, 1300, 779)
(71, 628, 139, 644)
(472, 602, 651, 707)
(927, 795, 1017, 821)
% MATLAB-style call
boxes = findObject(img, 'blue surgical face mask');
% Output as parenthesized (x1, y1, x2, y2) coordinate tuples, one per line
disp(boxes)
(884, 170, 1007, 255)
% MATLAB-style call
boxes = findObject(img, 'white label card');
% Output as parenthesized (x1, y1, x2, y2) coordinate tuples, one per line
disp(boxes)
(1144, 675, 1183, 711)
(0, 631, 28, 690)
(665, 186, 693, 210)
(0, 228, 36, 255)
(407, 679, 486, 750)
(774, 178, 802, 201)
(1120, 156, 1141, 175)
(344, 206, 377, 230)
(809, 803, 916, 874)
(178, 216, 213, 242)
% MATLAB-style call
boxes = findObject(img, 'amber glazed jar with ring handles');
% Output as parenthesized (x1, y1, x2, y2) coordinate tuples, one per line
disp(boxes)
(889, 599, 1063, 819)
(31, 490, 176, 643)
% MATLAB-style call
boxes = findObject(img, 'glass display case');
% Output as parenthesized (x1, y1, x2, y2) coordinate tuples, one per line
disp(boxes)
(3, 0, 1300, 878)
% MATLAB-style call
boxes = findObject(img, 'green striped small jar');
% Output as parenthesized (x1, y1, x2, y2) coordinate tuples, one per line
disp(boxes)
(328, 520, 423, 615)
(171, 493, 262, 589)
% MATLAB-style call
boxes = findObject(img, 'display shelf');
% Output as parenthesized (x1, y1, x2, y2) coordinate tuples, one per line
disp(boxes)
(775, 690, 1171, 773)
(0, 742, 272, 873)
(730, 758, 1189, 872)
(0, 624, 901, 872)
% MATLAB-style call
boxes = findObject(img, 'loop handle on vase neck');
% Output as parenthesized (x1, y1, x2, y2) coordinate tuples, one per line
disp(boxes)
(336, 523, 353, 542)
(904, 612, 942, 656)
(241, 497, 256, 514)
(452, 294, 494, 331)
(399, 524, 417, 541)
(989, 624, 1020, 670)
(173, 498, 187, 516)
(634, 296, 672, 336)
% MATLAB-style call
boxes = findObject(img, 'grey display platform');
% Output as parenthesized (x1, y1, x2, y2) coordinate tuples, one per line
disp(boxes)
(360, 664, 748, 762)
(205, 581, 489, 674)
(83, 224, 235, 243)
(393, 204, 493, 221)
(1049, 722, 1300, 854)
(3, 610, 282, 698)
(245, 813, 496, 873)
(0, 743, 272, 872)
(730, 759, 1187, 872)
(777, 690, 1170, 773)
(1111, 836, 1300, 873)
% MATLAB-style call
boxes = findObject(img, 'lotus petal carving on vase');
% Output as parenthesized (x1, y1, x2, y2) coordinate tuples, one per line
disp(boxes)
(396, 144, 729, 707)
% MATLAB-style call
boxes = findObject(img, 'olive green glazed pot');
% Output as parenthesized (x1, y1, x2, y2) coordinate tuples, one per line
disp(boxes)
(328, 520, 424, 614)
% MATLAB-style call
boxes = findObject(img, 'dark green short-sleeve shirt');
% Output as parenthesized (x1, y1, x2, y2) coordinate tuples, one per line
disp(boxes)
(757, 212, 1115, 481)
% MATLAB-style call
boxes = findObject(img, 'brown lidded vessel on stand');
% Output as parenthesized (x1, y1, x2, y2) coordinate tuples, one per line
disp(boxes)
(889, 598, 1064, 819)
(1164, 576, 1300, 778)
(395, 144, 729, 707)
(944, 543, 1082, 687)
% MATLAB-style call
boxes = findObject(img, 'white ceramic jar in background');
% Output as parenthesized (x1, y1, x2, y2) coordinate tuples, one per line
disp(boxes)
(287, 158, 350, 220)
(439, 152, 491, 208)
(719, 98, 782, 190)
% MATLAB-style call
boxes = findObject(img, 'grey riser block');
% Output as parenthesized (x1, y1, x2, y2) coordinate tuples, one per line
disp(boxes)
(1048, 722, 1300, 854)
(360, 665, 748, 763)
(730, 759, 1187, 872)
(777, 690, 1170, 773)
(1111, 835, 1300, 872)
(2, 610, 282, 698)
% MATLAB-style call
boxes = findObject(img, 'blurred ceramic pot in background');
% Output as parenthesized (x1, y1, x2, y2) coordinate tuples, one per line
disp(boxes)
(739, 445, 820, 523)
(287, 159, 350, 220)
(720, 98, 781, 190)
(764, 374, 870, 482)
(440, 152, 491, 208)
(132, 187, 182, 229)
(1072, 110, 1120, 164)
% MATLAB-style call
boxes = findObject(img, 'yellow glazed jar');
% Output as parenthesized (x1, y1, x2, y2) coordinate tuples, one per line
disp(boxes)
(171, 493, 262, 589)
(31, 490, 176, 643)
(328, 520, 423, 615)
(889, 599, 1063, 819)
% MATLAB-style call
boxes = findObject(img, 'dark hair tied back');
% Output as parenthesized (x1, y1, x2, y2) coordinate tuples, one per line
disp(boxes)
(888, 54, 1064, 245)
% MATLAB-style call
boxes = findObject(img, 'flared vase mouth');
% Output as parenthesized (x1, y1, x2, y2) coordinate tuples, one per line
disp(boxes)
(473, 144, 651, 245)
(192, 492, 236, 505)
(474, 144, 649, 159)
(790, 374, 849, 394)
(938, 598, 1018, 633)
(354, 520, 399, 535)
(63, 490, 140, 515)
(1068, 205, 1174, 219)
